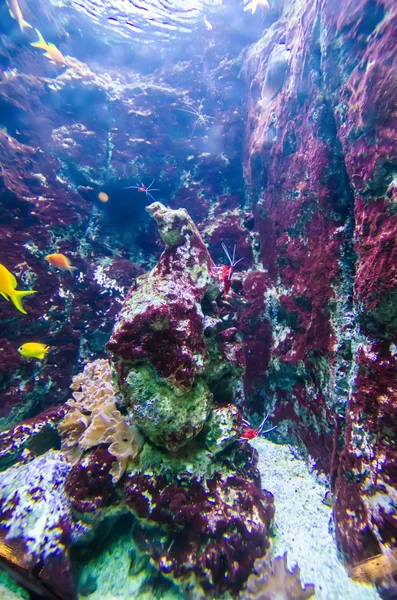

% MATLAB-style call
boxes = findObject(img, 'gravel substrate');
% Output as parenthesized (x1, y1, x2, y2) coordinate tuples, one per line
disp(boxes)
(255, 437, 380, 600)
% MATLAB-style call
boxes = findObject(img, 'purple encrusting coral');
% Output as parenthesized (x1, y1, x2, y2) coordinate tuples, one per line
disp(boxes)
(107, 201, 216, 390)
(124, 469, 274, 595)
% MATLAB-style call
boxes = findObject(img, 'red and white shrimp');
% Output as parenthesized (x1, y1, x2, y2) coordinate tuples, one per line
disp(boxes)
(238, 413, 277, 441)
(213, 243, 244, 295)
(125, 179, 159, 203)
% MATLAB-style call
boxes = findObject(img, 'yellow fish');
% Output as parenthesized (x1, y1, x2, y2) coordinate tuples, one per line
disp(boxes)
(244, 0, 270, 14)
(30, 29, 66, 65)
(6, 0, 32, 32)
(203, 15, 213, 30)
(0, 263, 36, 314)
(18, 342, 50, 360)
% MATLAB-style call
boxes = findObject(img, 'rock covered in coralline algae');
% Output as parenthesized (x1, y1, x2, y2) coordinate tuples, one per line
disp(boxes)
(123, 444, 275, 597)
(321, 0, 397, 582)
(106, 202, 219, 451)
(241, 0, 397, 590)
(0, 450, 76, 600)
(0, 355, 273, 599)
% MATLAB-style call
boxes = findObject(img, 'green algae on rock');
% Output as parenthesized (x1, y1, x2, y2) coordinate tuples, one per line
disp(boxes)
(122, 364, 213, 451)
(106, 202, 245, 452)
(204, 404, 243, 455)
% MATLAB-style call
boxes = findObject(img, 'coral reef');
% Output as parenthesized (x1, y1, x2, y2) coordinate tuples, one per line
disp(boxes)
(0, 0, 396, 596)
(0, 0, 248, 427)
(0, 202, 272, 598)
(0, 390, 273, 599)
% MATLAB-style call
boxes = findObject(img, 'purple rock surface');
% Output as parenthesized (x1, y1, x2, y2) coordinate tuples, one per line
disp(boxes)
(0, 0, 396, 595)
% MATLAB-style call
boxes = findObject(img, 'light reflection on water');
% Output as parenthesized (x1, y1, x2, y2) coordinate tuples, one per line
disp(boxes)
(66, 0, 224, 41)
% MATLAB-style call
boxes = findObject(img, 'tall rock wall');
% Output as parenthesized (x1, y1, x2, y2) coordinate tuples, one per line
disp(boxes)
(242, 0, 397, 580)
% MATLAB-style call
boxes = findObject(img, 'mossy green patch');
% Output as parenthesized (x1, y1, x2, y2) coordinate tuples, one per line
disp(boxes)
(136, 435, 245, 483)
(204, 406, 240, 454)
(137, 439, 214, 479)
(0, 572, 29, 599)
(122, 364, 213, 451)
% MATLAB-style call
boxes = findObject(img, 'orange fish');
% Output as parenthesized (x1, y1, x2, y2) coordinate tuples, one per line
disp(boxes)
(98, 191, 109, 203)
(45, 254, 76, 274)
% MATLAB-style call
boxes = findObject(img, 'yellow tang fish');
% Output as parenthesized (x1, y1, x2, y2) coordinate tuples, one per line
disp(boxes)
(30, 29, 66, 65)
(5, 0, 32, 32)
(18, 342, 50, 360)
(0, 263, 36, 314)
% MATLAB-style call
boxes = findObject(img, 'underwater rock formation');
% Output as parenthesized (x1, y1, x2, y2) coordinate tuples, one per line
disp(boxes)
(123, 459, 274, 597)
(0, 203, 273, 599)
(107, 202, 245, 451)
(322, 0, 397, 584)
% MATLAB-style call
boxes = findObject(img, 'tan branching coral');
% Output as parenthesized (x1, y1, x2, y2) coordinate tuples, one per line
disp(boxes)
(106, 415, 144, 483)
(240, 553, 315, 600)
(58, 408, 90, 462)
(58, 359, 144, 482)
(79, 400, 117, 449)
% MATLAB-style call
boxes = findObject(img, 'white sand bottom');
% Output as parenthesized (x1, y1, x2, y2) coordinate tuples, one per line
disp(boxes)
(255, 437, 380, 600)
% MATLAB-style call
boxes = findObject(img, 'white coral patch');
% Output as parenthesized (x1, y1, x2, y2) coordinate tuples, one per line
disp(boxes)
(0, 451, 72, 559)
(93, 264, 125, 297)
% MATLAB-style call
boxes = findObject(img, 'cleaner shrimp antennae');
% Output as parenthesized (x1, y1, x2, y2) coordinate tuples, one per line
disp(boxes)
(125, 179, 159, 203)
(256, 412, 278, 435)
(177, 101, 215, 139)
(222, 243, 244, 271)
